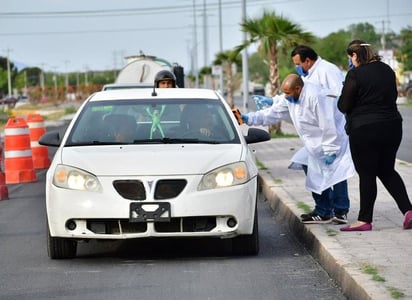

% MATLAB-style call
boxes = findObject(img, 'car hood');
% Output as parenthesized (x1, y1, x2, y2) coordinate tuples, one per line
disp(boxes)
(60, 144, 244, 176)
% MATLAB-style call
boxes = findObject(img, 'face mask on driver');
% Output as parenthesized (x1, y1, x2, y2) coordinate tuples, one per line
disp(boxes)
(295, 65, 308, 77)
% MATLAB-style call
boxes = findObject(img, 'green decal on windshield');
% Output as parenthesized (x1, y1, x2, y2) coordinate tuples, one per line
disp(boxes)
(146, 105, 166, 139)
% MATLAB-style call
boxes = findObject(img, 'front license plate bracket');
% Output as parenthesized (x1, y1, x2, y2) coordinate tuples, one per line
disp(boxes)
(129, 202, 171, 222)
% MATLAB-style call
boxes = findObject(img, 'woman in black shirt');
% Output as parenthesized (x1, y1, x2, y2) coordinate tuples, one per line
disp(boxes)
(338, 40, 412, 231)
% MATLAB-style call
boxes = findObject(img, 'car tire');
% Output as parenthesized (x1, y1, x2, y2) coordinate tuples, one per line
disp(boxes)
(232, 202, 259, 256)
(47, 226, 77, 259)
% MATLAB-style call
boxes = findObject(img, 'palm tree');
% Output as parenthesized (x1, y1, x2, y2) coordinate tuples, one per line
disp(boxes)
(237, 10, 314, 133)
(213, 50, 241, 108)
(199, 66, 212, 89)
(238, 10, 315, 96)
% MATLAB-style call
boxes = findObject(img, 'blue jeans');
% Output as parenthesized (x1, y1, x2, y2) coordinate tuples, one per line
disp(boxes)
(331, 180, 350, 216)
(302, 165, 350, 218)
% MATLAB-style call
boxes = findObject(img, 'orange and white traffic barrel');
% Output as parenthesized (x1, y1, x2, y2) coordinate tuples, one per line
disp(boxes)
(26, 113, 51, 169)
(4, 117, 37, 184)
(0, 144, 9, 200)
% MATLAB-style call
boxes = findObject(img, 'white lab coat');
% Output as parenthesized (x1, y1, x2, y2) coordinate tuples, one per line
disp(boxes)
(305, 57, 344, 95)
(246, 82, 355, 194)
(290, 57, 346, 169)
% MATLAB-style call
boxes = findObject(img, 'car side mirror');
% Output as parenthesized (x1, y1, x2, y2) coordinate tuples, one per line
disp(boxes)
(244, 128, 270, 144)
(39, 131, 61, 147)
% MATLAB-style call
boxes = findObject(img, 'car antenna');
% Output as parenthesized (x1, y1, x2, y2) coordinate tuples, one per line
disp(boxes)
(151, 85, 157, 96)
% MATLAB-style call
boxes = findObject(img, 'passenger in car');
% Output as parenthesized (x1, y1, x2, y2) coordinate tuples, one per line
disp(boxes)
(103, 114, 137, 143)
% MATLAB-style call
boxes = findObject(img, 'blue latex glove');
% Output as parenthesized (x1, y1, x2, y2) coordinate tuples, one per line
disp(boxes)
(252, 95, 273, 110)
(324, 154, 337, 165)
(241, 113, 249, 124)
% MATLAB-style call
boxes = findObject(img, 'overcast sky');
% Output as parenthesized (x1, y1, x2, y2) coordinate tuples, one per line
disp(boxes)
(1, 0, 411, 74)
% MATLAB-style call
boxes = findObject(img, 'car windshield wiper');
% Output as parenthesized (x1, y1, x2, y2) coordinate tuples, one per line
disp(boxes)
(66, 141, 131, 146)
(66, 139, 221, 146)
(133, 138, 220, 144)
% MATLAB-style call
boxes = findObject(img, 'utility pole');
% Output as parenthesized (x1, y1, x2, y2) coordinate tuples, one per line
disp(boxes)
(39, 63, 46, 98)
(64, 60, 70, 91)
(76, 71, 80, 100)
(241, 0, 249, 112)
(218, 0, 224, 93)
(6, 48, 12, 97)
(52, 66, 58, 102)
(24, 70, 27, 91)
(112, 51, 118, 79)
(202, 0, 210, 88)
(202, 0, 209, 68)
(62, 59, 70, 102)
(84, 65, 89, 86)
(380, 20, 386, 50)
(380, 0, 391, 50)
(192, 0, 199, 88)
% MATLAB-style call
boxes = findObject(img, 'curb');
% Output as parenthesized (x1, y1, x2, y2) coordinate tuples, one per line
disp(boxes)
(258, 171, 381, 300)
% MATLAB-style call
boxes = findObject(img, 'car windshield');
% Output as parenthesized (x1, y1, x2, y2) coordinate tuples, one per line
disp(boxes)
(66, 98, 240, 145)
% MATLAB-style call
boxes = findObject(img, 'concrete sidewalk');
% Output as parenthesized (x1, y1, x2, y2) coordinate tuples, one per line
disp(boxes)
(251, 122, 412, 300)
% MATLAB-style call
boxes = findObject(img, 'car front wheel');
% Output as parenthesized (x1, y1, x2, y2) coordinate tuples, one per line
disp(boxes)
(231, 204, 259, 256)
(47, 226, 77, 259)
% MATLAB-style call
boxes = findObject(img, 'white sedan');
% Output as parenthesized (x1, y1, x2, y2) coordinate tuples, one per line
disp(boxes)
(40, 88, 270, 259)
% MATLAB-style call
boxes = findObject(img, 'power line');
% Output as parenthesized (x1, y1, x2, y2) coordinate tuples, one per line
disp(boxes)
(0, 26, 189, 37)
(2, 11, 410, 37)
(303, 12, 412, 24)
(0, 0, 278, 18)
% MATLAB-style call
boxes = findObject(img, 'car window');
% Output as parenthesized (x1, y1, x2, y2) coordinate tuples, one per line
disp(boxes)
(67, 99, 240, 145)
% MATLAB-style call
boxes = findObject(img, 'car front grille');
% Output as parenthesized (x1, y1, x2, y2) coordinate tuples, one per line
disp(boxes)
(154, 179, 187, 199)
(154, 217, 216, 232)
(113, 179, 187, 200)
(113, 180, 146, 200)
(86, 217, 217, 234)
(87, 219, 147, 234)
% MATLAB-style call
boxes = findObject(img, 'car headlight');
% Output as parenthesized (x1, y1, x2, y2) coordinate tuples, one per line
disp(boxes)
(198, 162, 250, 190)
(53, 164, 102, 192)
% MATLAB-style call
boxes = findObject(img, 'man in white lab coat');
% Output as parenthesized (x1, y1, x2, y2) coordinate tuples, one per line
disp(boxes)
(290, 45, 350, 224)
(242, 74, 355, 223)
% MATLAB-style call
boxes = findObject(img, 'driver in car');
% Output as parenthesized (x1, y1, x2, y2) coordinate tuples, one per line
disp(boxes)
(180, 105, 215, 138)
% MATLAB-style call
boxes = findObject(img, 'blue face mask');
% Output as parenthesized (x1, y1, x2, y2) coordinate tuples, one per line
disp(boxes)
(348, 58, 355, 70)
(285, 95, 298, 103)
(295, 65, 308, 77)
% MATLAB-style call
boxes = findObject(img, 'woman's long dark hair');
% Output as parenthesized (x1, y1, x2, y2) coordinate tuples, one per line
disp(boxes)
(346, 39, 381, 65)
